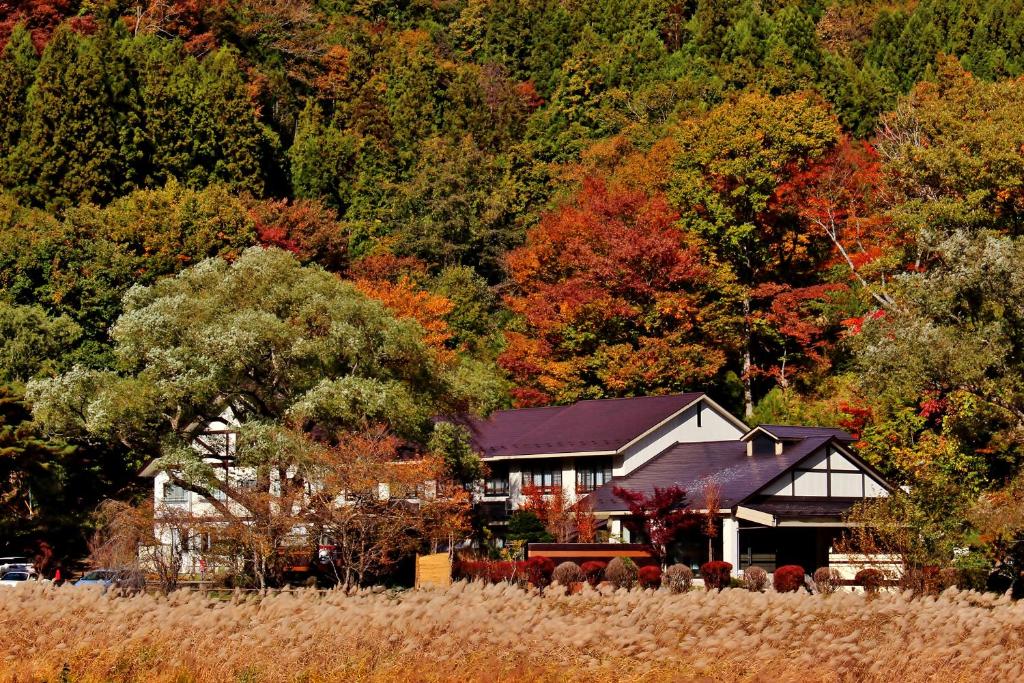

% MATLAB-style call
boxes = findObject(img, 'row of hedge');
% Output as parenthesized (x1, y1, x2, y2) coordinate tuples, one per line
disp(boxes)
(456, 558, 965, 595)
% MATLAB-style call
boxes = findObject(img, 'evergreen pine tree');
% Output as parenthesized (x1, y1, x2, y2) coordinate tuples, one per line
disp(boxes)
(0, 25, 39, 184)
(11, 26, 139, 210)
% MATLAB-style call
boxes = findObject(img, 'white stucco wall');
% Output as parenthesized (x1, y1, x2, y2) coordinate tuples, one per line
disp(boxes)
(616, 401, 745, 476)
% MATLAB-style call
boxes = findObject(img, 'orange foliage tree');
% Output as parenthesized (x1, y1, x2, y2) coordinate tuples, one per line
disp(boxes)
(773, 137, 900, 309)
(501, 178, 738, 407)
(349, 253, 456, 361)
(520, 484, 599, 543)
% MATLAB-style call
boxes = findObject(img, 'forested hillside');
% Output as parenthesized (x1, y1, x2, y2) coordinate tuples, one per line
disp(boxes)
(2, 0, 1024, 576)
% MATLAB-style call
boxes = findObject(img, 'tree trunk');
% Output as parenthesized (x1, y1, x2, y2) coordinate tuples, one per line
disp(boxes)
(742, 295, 754, 418)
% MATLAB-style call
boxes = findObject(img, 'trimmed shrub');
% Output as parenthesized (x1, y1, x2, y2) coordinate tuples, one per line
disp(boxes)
(813, 567, 841, 595)
(488, 561, 516, 584)
(455, 559, 486, 582)
(580, 561, 606, 586)
(525, 557, 555, 588)
(773, 565, 806, 593)
(580, 561, 607, 587)
(856, 568, 885, 594)
(638, 565, 662, 590)
(663, 564, 693, 594)
(700, 561, 732, 591)
(605, 557, 638, 590)
(743, 566, 768, 592)
(552, 561, 584, 589)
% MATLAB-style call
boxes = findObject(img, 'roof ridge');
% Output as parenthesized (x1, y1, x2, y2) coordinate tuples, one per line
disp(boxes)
(758, 423, 845, 429)
(573, 391, 704, 404)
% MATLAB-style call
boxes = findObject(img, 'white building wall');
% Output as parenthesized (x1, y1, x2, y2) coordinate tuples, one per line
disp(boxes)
(561, 458, 576, 504)
(616, 402, 745, 476)
(508, 464, 523, 507)
(722, 516, 740, 575)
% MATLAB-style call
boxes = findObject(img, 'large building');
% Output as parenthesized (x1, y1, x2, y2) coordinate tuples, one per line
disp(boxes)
(457, 393, 894, 575)
(143, 392, 895, 578)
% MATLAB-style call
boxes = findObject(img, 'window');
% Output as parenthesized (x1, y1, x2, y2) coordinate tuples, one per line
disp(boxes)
(523, 463, 562, 494)
(162, 483, 188, 504)
(484, 464, 509, 496)
(576, 458, 612, 493)
(751, 434, 777, 456)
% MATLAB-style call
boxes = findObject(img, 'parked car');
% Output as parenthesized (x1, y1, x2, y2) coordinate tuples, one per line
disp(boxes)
(74, 569, 118, 587)
(73, 569, 145, 592)
(0, 570, 38, 587)
(0, 557, 33, 575)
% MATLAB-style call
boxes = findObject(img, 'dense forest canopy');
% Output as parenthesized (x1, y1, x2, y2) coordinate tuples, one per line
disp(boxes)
(3, 0, 1024, 577)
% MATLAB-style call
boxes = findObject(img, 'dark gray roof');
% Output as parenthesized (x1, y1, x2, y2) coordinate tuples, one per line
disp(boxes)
(588, 436, 833, 511)
(742, 499, 860, 518)
(456, 393, 705, 457)
(753, 425, 854, 442)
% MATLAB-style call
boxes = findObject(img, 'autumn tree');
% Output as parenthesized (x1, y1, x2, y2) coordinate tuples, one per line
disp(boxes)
(247, 196, 348, 272)
(670, 91, 841, 415)
(877, 59, 1024, 252)
(311, 428, 471, 588)
(699, 483, 721, 564)
(773, 137, 898, 309)
(612, 485, 698, 564)
(501, 178, 737, 407)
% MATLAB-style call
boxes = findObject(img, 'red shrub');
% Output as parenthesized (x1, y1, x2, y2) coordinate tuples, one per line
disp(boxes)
(773, 565, 806, 593)
(856, 568, 885, 593)
(455, 559, 487, 582)
(488, 561, 516, 584)
(638, 565, 662, 589)
(525, 557, 555, 587)
(700, 561, 732, 591)
(580, 561, 607, 587)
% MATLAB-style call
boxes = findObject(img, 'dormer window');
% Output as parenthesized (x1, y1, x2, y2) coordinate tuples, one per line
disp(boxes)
(742, 426, 785, 456)
(751, 434, 777, 456)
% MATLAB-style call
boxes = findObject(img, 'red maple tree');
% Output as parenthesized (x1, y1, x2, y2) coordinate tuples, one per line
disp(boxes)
(612, 485, 698, 563)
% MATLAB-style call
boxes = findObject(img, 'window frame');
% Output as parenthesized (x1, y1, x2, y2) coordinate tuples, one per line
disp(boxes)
(483, 464, 510, 497)
(575, 457, 613, 494)
(522, 463, 562, 495)
(162, 482, 189, 504)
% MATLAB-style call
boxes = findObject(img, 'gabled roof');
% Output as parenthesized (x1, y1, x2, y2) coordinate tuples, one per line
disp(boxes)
(455, 393, 708, 458)
(588, 435, 835, 511)
(741, 424, 855, 442)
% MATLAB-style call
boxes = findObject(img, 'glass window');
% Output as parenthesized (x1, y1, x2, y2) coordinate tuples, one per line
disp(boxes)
(523, 463, 562, 494)
(576, 458, 613, 493)
(484, 464, 509, 496)
(162, 483, 188, 503)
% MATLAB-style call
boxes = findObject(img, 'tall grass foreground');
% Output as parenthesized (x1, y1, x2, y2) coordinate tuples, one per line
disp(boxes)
(0, 582, 1021, 682)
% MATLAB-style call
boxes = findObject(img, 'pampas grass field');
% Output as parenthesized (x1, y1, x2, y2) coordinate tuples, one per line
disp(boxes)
(0, 582, 1021, 682)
